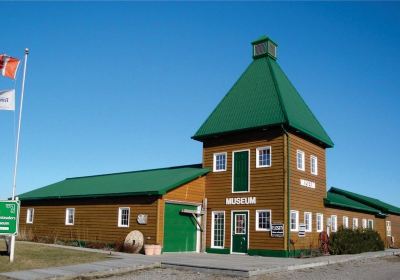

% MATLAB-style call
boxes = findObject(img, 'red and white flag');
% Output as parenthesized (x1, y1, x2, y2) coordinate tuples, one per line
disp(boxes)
(0, 54, 20, 79)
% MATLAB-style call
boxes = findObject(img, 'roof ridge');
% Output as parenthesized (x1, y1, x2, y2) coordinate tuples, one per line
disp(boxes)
(66, 163, 204, 180)
(267, 56, 289, 124)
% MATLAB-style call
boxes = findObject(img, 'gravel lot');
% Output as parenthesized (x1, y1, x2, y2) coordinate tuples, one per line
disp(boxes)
(103, 255, 400, 280)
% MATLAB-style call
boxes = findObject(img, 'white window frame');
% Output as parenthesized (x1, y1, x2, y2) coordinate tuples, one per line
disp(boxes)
(331, 215, 337, 232)
(386, 221, 392, 236)
(213, 152, 227, 172)
(343, 216, 349, 229)
(211, 211, 225, 248)
(255, 209, 272, 231)
(290, 210, 299, 232)
(231, 149, 251, 193)
(304, 212, 312, 232)
(316, 213, 323, 232)
(26, 208, 34, 224)
(367, 219, 373, 229)
(310, 155, 318, 175)
(353, 218, 359, 229)
(362, 218, 367, 229)
(65, 208, 75, 226)
(256, 146, 272, 168)
(118, 207, 130, 228)
(296, 150, 305, 171)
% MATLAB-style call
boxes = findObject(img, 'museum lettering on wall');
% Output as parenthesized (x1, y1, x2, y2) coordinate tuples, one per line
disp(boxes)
(300, 179, 315, 189)
(225, 197, 256, 205)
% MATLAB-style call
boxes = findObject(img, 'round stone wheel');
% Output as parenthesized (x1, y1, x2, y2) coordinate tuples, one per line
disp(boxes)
(123, 230, 144, 253)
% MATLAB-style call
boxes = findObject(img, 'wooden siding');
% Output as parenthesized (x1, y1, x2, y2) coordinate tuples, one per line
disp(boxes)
(20, 196, 159, 244)
(288, 132, 327, 249)
(386, 214, 400, 248)
(19, 177, 206, 247)
(157, 177, 206, 246)
(203, 128, 286, 251)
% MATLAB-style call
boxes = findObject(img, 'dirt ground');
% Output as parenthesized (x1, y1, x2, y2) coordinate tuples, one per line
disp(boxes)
(104, 255, 400, 280)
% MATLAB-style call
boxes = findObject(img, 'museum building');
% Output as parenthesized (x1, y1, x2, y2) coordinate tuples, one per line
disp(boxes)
(18, 36, 400, 257)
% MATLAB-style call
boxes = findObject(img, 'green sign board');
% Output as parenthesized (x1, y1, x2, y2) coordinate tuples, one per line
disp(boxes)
(0, 200, 20, 236)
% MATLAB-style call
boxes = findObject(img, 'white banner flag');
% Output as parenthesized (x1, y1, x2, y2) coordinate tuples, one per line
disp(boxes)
(0, 89, 15, 110)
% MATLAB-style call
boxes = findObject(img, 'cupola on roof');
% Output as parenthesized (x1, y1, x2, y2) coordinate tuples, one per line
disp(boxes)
(193, 35, 334, 148)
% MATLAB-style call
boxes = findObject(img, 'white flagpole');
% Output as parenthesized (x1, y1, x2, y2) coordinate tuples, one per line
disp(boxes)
(12, 48, 29, 200)
(9, 48, 29, 263)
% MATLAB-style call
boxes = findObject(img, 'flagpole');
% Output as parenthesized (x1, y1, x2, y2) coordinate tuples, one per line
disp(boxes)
(9, 48, 29, 263)
(12, 48, 29, 201)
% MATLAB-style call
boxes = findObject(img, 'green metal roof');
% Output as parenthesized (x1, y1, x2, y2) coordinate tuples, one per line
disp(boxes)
(18, 164, 210, 201)
(329, 187, 400, 215)
(193, 36, 333, 148)
(324, 191, 384, 216)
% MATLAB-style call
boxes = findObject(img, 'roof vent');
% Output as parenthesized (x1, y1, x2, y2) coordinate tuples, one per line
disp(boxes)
(251, 36, 277, 60)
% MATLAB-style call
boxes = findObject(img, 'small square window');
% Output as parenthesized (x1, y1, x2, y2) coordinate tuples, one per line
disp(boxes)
(26, 208, 34, 224)
(343, 216, 349, 229)
(310, 155, 318, 175)
(386, 221, 392, 236)
(362, 218, 367, 229)
(331, 215, 337, 232)
(213, 152, 227, 172)
(256, 147, 271, 168)
(304, 212, 312, 232)
(290, 210, 299, 232)
(316, 213, 323, 232)
(353, 218, 359, 229)
(297, 150, 305, 171)
(256, 210, 271, 231)
(65, 208, 75, 226)
(118, 207, 130, 227)
(367, 219, 373, 229)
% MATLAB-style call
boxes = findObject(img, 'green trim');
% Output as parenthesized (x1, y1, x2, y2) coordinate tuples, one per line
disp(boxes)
(251, 35, 278, 47)
(206, 248, 230, 254)
(248, 249, 289, 258)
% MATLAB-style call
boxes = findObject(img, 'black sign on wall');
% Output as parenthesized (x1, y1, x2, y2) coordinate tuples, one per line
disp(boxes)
(271, 223, 284, 237)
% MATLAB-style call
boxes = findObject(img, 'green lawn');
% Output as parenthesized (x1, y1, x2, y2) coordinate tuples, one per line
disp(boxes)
(0, 240, 109, 273)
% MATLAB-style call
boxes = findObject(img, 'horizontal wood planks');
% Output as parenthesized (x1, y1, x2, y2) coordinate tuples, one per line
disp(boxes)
(203, 128, 286, 251)
(20, 196, 159, 244)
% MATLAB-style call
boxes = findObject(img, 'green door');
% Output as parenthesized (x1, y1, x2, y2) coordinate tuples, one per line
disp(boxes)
(232, 212, 248, 253)
(163, 203, 197, 252)
(233, 151, 249, 192)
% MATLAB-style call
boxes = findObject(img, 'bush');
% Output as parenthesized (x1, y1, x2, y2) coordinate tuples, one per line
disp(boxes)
(329, 227, 384, 255)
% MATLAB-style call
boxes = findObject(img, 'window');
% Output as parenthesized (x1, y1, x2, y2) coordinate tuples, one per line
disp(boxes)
(256, 147, 271, 168)
(368, 219, 373, 229)
(316, 213, 323, 232)
(331, 215, 337, 232)
(213, 152, 227, 172)
(234, 214, 247, 234)
(118, 207, 130, 227)
(256, 210, 271, 231)
(290, 210, 299, 231)
(353, 218, 359, 229)
(362, 218, 367, 229)
(310, 155, 318, 175)
(211, 211, 225, 248)
(26, 208, 34, 224)
(304, 212, 312, 232)
(343, 216, 349, 229)
(386, 221, 392, 236)
(65, 208, 75, 225)
(296, 150, 305, 171)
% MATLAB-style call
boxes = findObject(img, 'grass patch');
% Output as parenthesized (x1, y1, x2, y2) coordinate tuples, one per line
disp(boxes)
(0, 240, 109, 273)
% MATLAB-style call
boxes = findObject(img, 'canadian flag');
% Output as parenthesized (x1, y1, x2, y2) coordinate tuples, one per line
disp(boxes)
(0, 54, 20, 79)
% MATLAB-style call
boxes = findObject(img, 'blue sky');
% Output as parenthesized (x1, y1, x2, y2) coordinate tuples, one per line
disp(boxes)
(0, 2, 399, 206)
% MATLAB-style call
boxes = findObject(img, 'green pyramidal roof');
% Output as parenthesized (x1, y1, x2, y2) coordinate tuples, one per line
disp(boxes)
(18, 164, 210, 201)
(193, 36, 333, 148)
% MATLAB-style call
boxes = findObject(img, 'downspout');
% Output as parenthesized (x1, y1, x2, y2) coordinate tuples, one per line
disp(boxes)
(281, 124, 291, 256)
